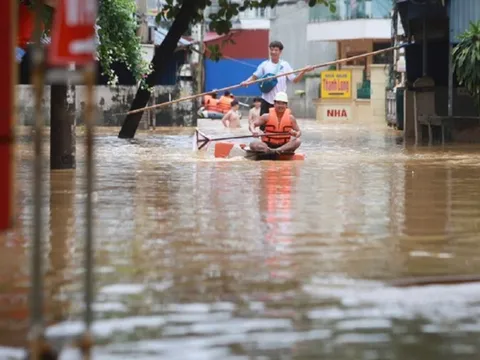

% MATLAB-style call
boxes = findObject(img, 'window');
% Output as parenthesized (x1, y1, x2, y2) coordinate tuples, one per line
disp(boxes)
(346, 51, 367, 66)
(373, 42, 392, 64)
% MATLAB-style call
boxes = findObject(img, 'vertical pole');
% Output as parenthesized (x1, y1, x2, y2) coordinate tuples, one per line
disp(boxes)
(80, 63, 95, 360)
(30, 0, 45, 358)
(0, 0, 16, 231)
(448, 32, 453, 117)
(198, 15, 205, 94)
(422, 16, 427, 76)
(446, 13, 453, 145)
(50, 81, 76, 169)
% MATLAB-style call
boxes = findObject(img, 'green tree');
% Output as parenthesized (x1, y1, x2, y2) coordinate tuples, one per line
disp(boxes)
(452, 20, 480, 113)
(118, 0, 336, 139)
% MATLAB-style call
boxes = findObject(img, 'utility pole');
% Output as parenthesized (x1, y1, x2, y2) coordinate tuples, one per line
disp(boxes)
(50, 64, 76, 170)
(197, 10, 206, 95)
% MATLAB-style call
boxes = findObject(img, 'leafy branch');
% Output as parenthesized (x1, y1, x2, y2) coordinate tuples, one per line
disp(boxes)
(97, 0, 152, 86)
(452, 20, 480, 113)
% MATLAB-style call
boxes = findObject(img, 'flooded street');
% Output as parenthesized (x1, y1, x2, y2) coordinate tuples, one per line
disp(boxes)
(2, 118, 480, 359)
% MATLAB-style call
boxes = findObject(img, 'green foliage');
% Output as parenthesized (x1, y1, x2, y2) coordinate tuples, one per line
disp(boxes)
(97, 0, 152, 86)
(452, 21, 480, 112)
(157, 0, 335, 34)
(206, 35, 236, 61)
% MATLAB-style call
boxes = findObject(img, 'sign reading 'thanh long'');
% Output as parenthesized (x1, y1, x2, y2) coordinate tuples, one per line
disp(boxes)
(321, 70, 352, 99)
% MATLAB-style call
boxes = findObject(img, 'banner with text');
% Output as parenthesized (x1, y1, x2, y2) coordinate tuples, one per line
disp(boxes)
(320, 70, 351, 99)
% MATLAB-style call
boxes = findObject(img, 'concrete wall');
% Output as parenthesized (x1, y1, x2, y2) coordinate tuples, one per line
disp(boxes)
(269, 1, 336, 118)
(16, 79, 195, 127)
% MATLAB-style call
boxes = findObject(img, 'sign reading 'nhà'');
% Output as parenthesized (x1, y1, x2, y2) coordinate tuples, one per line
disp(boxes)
(320, 70, 352, 99)
(323, 106, 350, 121)
(48, 0, 97, 66)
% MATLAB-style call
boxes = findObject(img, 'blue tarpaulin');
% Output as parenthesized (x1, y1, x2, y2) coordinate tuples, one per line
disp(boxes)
(204, 58, 264, 97)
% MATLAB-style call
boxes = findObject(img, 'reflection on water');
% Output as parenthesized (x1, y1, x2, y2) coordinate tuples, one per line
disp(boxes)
(1, 120, 480, 359)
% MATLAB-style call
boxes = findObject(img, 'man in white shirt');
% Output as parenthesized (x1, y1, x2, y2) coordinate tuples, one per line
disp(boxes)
(241, 40, 313, 118)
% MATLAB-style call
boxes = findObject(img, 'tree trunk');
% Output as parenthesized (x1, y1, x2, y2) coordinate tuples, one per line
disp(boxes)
(50, 84, 76, 169)
(118, 0, 198, 139)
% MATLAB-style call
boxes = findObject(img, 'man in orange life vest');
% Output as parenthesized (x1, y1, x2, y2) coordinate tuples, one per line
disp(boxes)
(198, 91, 224, 119)
(248, 92, 301, 154)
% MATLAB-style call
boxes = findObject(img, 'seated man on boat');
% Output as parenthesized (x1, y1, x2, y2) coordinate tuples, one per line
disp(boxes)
(248, 91, 301, 154)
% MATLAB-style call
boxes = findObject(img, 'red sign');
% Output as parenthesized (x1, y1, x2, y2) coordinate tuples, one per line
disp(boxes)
(0, 0, 15, 231)
(48, 0, 97, 66)
(326, 109, 348, 117)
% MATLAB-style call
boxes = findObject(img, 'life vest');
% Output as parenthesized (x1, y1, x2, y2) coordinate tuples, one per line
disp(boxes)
(217, 96, 232, 113)
(261, 108, 293, 145)
(205, 98, 219, 112)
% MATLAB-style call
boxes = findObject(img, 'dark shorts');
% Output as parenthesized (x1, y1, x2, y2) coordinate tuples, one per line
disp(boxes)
(260, 98, 273, 115)
(263, 142, 283, 149)
(260, 99, 273, 131)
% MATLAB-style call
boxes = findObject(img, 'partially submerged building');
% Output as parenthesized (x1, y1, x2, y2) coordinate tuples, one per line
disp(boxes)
(392, 0, 480, 143)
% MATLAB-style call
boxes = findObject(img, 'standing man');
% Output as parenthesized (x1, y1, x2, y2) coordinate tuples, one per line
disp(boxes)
(221, 100, 241, 128)
(248, 97, 262, 128)
(241, 40, 313, 117)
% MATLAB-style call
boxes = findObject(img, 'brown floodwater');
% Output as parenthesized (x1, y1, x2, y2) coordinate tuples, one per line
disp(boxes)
(1, 118, 480, 359)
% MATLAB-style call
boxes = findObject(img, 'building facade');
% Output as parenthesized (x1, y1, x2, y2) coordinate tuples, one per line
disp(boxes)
(308, 0, 394, 96)
(395, 0, 480, 143)
(306, 0, 399, 124)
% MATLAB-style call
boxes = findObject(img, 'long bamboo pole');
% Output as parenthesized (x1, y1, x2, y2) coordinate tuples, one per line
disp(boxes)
(123, 41, 413, 116)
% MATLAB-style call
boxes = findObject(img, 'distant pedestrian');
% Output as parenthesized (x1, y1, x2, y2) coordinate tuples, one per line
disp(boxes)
(222, 100, 241, 128)
(248, 97, 262, 128)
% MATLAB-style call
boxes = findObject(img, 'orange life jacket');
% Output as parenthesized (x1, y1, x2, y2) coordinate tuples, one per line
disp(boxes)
(206, 98, 219, 112)
(217, 96, 232, 113)
(261, 108, 293, 145)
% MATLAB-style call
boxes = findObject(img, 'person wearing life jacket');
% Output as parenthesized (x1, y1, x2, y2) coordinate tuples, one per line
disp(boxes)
(248, 91, 301, 154)
(217, 91, 234, 113)
(204, 93, 221, 112)
(198, 91, 223, 119)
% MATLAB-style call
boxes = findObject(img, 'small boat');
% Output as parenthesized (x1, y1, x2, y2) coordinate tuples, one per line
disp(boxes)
(193, 129, 305, 161)
(214, 142, 305, 161)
